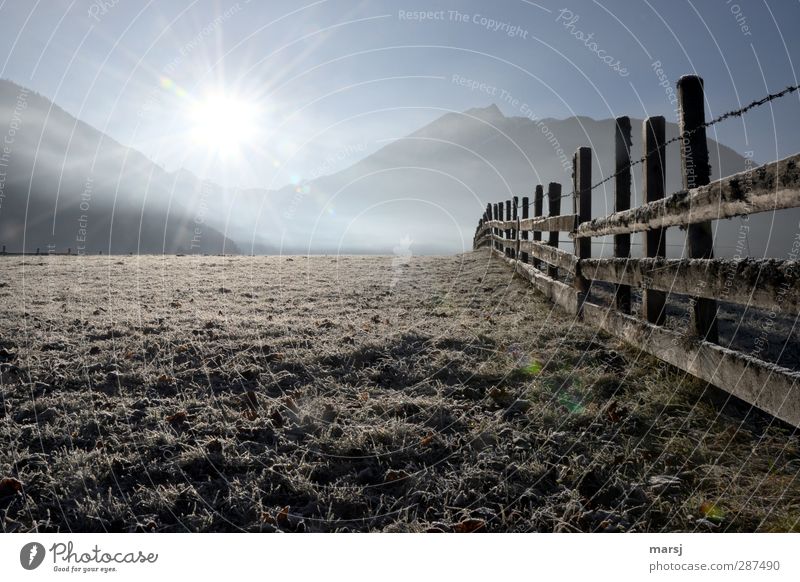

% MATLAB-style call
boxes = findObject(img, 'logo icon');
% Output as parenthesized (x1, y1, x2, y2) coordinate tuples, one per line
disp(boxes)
(20, 542, 46, 570)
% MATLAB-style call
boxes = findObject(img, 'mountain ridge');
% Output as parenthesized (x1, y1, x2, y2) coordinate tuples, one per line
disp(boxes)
(0, 78, 238, 255)
(1, 78, 794, 257)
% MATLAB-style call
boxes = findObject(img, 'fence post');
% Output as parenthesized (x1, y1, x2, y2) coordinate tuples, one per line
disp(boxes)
(614, 116, 632, 314)
(484, 203, 491, 250)
(489, 204, 497, 251)
(512, 196, 519, 260)
(521, 196, 529, 263)
(505, 199, 512, 257)
(497, 202, 503, 253)
(547, 182, 561, 280)
(499, 201, 506, 255)
(642, 116, 667, 325)
(573, 147, 592, 312)
(491, 203, 496, 252)
(497, 201, 502, 254)
(533, 185, 543, 271)
(678, 75, 718, 343)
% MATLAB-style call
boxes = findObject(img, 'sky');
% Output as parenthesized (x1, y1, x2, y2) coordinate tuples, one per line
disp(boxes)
(1, 0, 799, 191)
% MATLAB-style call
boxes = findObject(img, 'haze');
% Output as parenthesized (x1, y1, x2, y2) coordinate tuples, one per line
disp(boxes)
(0, 0, 798, 255)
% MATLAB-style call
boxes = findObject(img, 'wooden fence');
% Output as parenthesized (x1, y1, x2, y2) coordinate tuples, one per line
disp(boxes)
(472, 75, 800, 428)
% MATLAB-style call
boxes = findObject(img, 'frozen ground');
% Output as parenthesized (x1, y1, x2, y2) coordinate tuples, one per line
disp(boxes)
(0, 250, 798, 532)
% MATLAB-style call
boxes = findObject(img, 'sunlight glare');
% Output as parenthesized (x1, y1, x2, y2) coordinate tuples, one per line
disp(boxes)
(187, 92, 260, 157)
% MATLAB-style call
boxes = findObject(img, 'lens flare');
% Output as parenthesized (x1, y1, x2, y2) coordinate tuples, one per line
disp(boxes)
(187, 92, 260, 157)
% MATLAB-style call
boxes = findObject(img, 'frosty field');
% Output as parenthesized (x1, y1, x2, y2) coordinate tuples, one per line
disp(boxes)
(0, 250, 798, 532)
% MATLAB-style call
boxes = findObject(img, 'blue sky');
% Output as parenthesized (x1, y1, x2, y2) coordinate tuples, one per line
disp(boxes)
(1, 0, 798, 189)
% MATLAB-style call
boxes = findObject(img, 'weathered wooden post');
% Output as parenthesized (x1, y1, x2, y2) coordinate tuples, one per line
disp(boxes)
(498, 201, 505, 254)
(492, 203, 497, 251)
(512, 196, 519, 260)
(481, 204, 489, 249)
(678, 75, 718, 343)
(477, 208, 484, 248)
(642, 116, 667, 325)
(505, 199, 512, 257)
(533, 185, 543, 271)
(614, 117, 632, 314)
(547, 183, 561, 280)
(497, 202, 503, 253)
(573, 147, 592, 310)
(485, 205, 490, 249)
(520, 196, 529, 263)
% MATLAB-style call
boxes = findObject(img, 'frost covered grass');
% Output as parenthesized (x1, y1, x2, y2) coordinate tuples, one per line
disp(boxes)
(0, 250, 798, 532)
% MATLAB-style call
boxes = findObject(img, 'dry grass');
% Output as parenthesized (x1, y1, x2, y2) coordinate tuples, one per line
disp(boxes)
(0, 249, 798, 532)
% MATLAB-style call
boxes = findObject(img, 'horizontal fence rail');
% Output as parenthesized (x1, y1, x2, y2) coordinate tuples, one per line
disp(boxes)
(472, 74, 800, 428)
(582, 302, 800, 426)
(581, 257, 800, 313)
(573, 153, 800, 239)
(519, 240, 578, 274)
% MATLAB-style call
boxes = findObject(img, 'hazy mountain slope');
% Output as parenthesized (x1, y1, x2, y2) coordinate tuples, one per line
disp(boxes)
(0, 80, 238, 254)
(0, 77, 793, 258)
(257, 104, 794, 257)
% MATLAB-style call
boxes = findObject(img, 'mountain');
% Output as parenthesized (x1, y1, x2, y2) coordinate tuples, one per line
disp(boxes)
(0, 79, 794, 259)
(248, 104, 794, 258)
(0, 80, 237, 255)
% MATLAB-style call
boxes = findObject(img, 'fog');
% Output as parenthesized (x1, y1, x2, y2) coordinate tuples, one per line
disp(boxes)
(1, 80, 796, 258)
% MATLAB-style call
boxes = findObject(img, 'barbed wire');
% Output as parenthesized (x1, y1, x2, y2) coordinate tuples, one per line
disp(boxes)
(485, 82, 800, 213)
(575, 82, 800, 198)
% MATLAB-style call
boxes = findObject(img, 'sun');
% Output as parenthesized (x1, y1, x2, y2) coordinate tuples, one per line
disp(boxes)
(187, 92, 260, 157)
